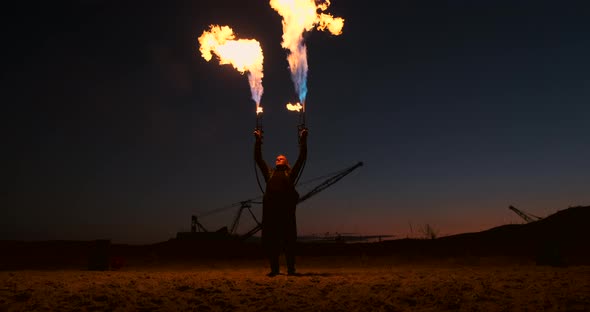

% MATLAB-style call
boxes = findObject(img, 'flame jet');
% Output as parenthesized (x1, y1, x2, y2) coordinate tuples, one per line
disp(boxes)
(270, 0, 344, 111)
(198, 25, 265, 115)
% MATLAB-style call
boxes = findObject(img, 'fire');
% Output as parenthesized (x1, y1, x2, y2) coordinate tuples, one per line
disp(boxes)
(286, 102, 303, 112)
(198, 25, 264, 112)
(269, 0, 344, 105)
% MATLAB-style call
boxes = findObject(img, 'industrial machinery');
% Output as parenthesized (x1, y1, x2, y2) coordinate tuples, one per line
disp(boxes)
(178, 161, 364, 241)
(509, 205, 544, 223)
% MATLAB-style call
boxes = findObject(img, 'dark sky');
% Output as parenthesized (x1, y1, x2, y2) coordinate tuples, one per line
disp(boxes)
(7, 0, 590, 244)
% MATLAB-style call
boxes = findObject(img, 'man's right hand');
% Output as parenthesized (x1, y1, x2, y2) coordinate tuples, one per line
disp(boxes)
(299, 128, 308, 142)
(254, 129, 263, 141)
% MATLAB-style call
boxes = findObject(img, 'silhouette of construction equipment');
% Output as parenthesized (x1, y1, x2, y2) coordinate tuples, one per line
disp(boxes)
(298, 232, 395, 243)
(178, 161, 363, 241)
(509, 205, 543, 223)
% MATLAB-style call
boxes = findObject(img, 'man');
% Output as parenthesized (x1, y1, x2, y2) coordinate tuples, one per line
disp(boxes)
(254, 127, 308, 276)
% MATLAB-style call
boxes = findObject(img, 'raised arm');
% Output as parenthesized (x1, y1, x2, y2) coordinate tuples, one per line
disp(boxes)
(290, 128, 308, 183)
(254, 129, 270, 182)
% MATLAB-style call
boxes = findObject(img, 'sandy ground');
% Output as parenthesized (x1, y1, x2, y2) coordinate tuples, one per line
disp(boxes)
(1, 258, 589, 312)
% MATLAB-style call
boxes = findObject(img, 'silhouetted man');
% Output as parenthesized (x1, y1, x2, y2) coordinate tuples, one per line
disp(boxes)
(254, 127, 307, 276)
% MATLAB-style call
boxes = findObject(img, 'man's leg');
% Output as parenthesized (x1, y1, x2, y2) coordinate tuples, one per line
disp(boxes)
(267, 248, 280, 276)
(285, 239, 297, 275)
(286, 253, 295, 274)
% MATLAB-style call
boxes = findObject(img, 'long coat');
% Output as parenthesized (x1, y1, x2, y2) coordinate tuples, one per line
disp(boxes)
(254, 139, 307, 250)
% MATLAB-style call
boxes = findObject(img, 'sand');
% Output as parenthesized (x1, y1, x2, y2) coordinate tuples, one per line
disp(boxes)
(1, 258, 589, 312)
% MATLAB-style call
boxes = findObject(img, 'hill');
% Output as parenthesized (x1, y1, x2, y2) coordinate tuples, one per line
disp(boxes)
(1, 206, 588, 270)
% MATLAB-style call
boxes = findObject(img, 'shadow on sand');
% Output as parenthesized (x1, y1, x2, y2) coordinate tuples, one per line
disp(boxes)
(269, 272, 335, 278)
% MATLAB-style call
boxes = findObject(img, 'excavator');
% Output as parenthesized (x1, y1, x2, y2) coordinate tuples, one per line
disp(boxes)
(177, 161, 365, 241)
(509, 205, 544, 223)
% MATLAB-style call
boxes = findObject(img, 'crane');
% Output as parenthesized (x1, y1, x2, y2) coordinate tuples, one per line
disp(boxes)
(509, 205, 543, 223)
(179, 161, 363, 240)
(241, 161, 363, 240)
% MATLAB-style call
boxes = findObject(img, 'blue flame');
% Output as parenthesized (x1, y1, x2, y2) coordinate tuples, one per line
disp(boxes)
(294, 70, 307, 104)
(292, 44, 308, 104)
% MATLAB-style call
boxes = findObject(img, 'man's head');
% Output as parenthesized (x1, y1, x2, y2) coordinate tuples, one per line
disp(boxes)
(275, 154, 289, 167)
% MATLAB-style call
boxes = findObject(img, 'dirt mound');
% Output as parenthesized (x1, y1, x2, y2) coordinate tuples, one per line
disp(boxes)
(2, 206, 588, 270)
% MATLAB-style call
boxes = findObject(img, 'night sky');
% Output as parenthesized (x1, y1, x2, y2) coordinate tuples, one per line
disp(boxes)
(8, 0, 590, 244)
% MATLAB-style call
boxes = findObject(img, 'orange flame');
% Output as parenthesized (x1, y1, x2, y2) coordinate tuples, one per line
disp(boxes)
(198, 25, 264, 111)
(270, 0, 344, 105)
(286, 102, 303, 112)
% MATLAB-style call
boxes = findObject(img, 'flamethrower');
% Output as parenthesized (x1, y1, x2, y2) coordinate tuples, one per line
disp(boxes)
(255, 112, 263, 133)
(254, 107, 265, 195)
(297, 103, 307, 144)
(295, 101, 307, 185)
(254, 103, 264, 140)
(286, 101, 307, 143)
